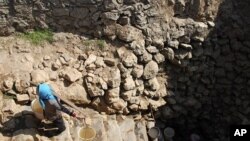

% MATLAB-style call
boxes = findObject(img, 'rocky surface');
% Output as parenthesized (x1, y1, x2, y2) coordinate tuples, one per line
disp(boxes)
(0, 0, 250, 141)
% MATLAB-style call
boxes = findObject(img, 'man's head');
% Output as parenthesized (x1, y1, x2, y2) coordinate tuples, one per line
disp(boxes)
(36, 83, 55, 100)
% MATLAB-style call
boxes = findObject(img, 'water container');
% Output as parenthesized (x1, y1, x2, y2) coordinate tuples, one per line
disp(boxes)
(148, 127, 161, 140)
(164, 127, 175, 141)
(78, 126, 96, 141)
(31, 99, 45, 120)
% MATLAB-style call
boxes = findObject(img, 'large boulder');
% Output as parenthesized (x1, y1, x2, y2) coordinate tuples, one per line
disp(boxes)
(117, 25, 143, 42)
(143, 61, 159, 79)
(101, 67, 121, 88)
(30, 70, 49, 84)
(62, 67, 82, 82)
(121, 52, 138, 68)
(63, 83, 91, 104)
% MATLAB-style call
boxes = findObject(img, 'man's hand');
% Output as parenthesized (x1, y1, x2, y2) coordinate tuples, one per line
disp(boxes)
(71, 111, 77, 118)
(71, 111, 86, 119)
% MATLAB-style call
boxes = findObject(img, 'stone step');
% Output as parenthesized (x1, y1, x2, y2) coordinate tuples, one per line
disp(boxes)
(117, 116, 137, 141)
(135, 120, 149, 141)
(103, 115, 123, 141)
(91, 115, 108, 141)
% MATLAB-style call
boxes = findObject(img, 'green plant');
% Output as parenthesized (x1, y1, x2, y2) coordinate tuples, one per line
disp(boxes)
(20, 29, 54, 45)
(96, 39, 105, 50)
(82, 39, 106, 50)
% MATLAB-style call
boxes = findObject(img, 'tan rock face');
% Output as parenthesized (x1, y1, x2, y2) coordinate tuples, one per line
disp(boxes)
(63, 83, 91, 105)
(143, 61, 159, 80)
(62, 67, 82, 82)
(30, 70, 49, 84)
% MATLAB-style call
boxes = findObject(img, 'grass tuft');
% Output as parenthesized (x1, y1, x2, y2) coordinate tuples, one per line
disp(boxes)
(82, 39, 106, 50)
(20, 29, 54, 45)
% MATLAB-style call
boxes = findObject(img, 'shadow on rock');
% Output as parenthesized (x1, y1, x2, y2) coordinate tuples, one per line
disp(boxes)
(0, 110, 65, 139)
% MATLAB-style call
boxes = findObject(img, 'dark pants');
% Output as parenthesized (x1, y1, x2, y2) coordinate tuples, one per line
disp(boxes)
(39, 117, 66, 137)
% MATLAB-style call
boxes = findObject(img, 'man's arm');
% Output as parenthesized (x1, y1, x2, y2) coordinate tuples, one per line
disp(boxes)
(49, 99, 74, 116)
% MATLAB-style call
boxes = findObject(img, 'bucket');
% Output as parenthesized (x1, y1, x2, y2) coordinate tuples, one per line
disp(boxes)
(148, 127, 160, 139)
(164, 127, 175, 141)
(78, 126, 96, 141)
(31, 99, 45, 120)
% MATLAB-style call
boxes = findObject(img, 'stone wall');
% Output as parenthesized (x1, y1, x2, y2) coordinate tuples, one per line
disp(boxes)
(1, 0, 250, 140)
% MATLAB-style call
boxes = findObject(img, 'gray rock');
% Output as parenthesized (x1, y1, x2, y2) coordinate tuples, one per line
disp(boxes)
(117, 47, 127, 58)
(117, 25, 143, 42)
(101, 67, 121, 88)
(162, 48, 175, 61)
(14, 79, 29, 93)
(70, 8, 89, 19)
(180, 43, 193, 49)
(86, 81, 105, 97)
(143, 61, 159, 79)
(103, 12, 120, 21)
(104, 58, 116, 66)
(139, 96, 149, 110)
(64, 83, 91, 104)
(85, 54, 97, 66)
(128, 97, 140, 105)
(99, 77, 108, 90)
(146, 77, 160, 91)
(95, 57, 106, 68)
(121, 52, 138, 68)
(30, 70, 49, 84)
(207, 21, 215, 27)
(43, 55, 51, 60)
(42, 61, 51, 68)
(53, 8, 69, 16)
(139, 50, 152, 63)
(105, 87, 120, 104)
(119, 16, 130, 25)
(192, 36, 204, 42)
(146, 46, 159, 54)
(132, 65, 144, 78)
(149, 98, 166, 109)
(104, 0, 122, 10)
(52, 59, 61, 70)
(63, 67, 82, 82)
(121, 90, 137, 101)
(129, 104, 139, 111)
(175, 50, 189, 59)
(111, 99, 127, 112)
(78, 53, 88, 61)
(153, 53, 165, 63)
(168, 40, 179, 49)
(130, 39, 146, 56)
(123, 76, 136, 91)
(2, 77, 14, 91)
(16, 94, 30, 104)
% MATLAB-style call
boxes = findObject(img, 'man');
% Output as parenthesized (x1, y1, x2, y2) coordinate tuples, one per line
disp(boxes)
(37, 83, 77, 137)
